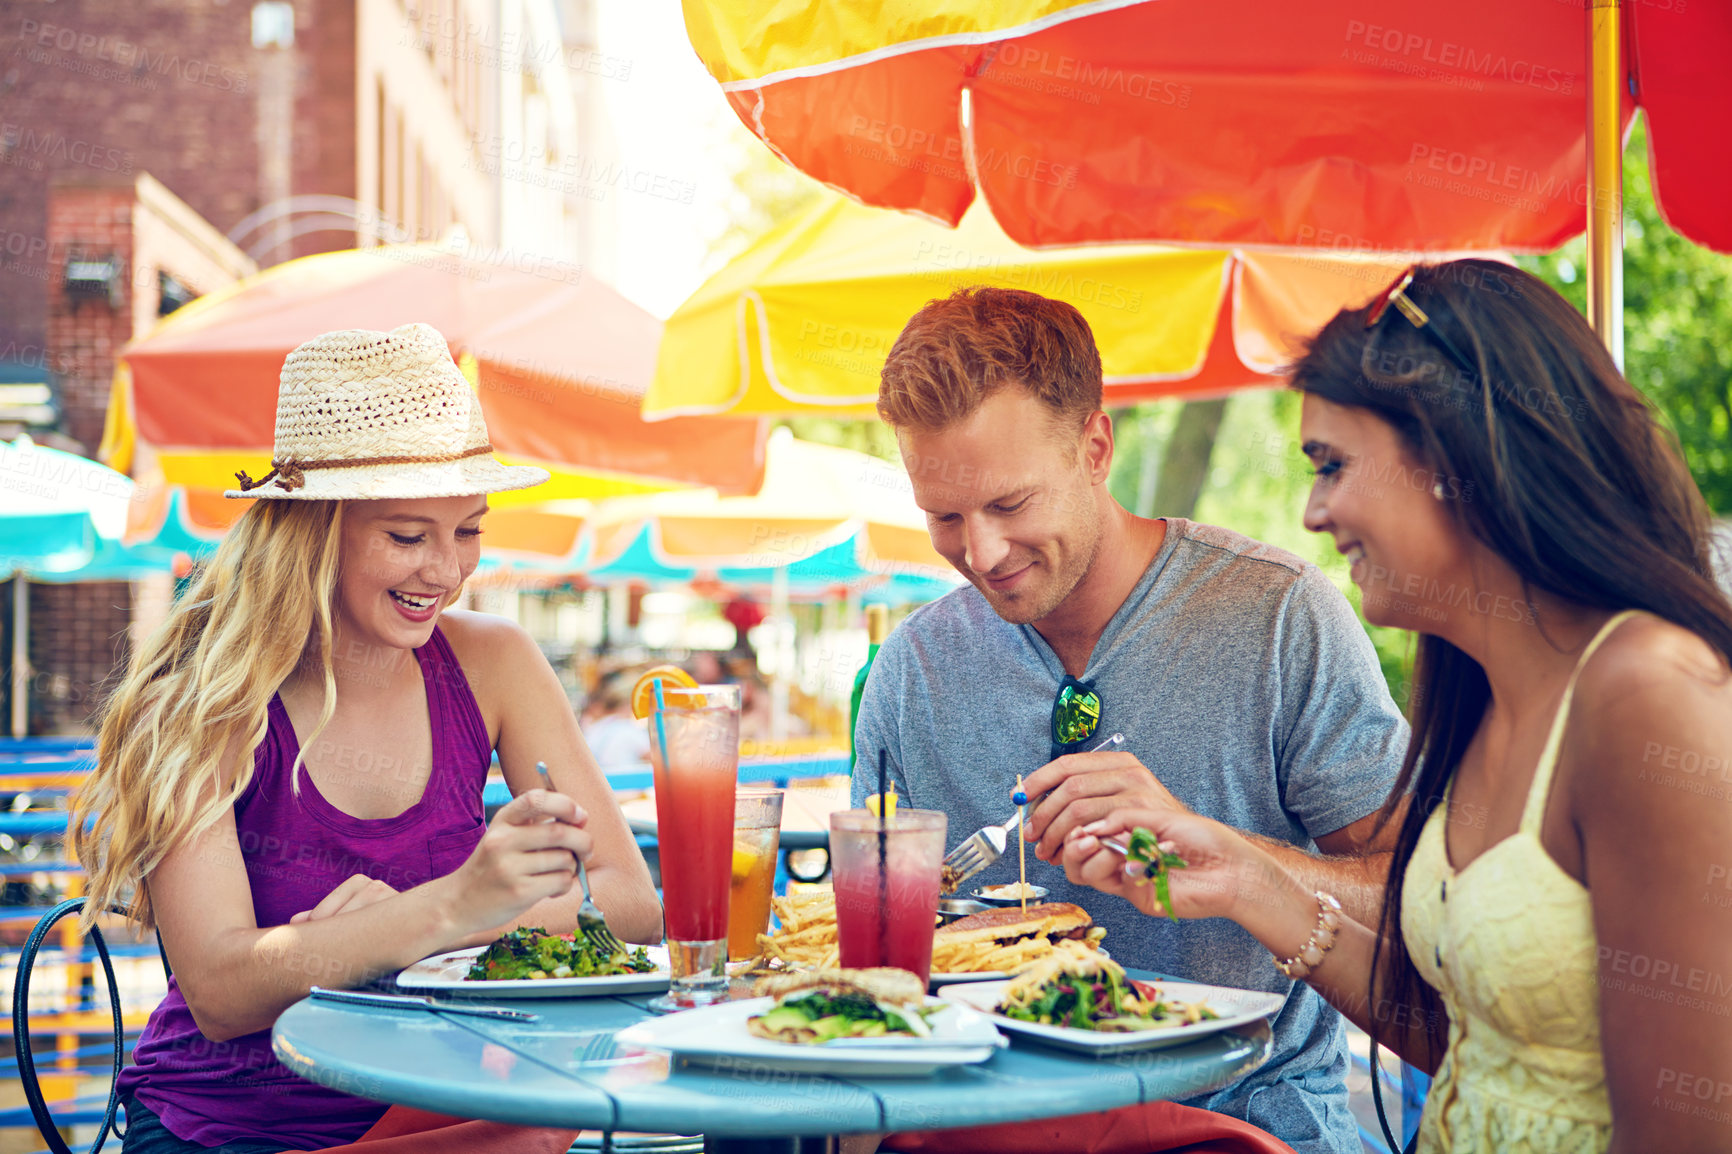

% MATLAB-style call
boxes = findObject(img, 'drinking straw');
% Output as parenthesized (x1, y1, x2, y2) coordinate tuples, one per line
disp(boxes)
(876, 748, 888, 965)
(1016, 772, 1028, 915)
(651, 680, 672, 771)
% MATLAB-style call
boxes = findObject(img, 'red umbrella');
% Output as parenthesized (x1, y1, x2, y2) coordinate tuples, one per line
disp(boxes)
(686, 1, 1729, 255)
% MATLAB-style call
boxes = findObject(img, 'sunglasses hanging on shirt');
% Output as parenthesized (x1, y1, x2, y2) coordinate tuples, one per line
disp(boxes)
(1049, 674, 1103, 761)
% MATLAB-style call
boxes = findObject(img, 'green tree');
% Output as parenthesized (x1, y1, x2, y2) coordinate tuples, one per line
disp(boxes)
(1109, 389, 1419, 708)
(1517, 115, 1732, 512)
(707, 122, 823, 272)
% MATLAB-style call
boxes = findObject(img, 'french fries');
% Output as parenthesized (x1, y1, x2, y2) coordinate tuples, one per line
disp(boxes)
(930, 935, 1062, 975)
(752, 889, 1098, 976)
(755, 891, 841, 971)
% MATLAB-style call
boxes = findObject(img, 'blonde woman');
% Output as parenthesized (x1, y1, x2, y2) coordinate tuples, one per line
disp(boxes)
(73, 325, 660, 1153)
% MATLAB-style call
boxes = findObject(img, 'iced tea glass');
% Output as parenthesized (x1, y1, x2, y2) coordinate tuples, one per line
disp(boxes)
(829, 809, 947, 986)
(647, 684, 740, 1012)
(728, 787, 784, 960)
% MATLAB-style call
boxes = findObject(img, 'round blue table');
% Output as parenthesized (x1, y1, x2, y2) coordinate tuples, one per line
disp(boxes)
(272, 970, 1271, 1150)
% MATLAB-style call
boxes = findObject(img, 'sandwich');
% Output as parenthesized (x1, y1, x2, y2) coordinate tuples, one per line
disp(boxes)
(746, 967, 933, 1044)
(933, 901, 1104, 951)
(929, 901, 1106, 974)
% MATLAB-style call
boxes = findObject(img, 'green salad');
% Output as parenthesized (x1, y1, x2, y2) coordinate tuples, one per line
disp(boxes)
(465, 927, 654, 981)
(1124, 827, 1189, 924)
(998, 941, 1218, 1032)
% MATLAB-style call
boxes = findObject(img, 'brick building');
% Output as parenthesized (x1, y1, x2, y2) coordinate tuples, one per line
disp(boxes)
(1, 0, 614, 733)
(2, 0, 613, 446)
(0, 0, 354, 379)
(4, 173, 255, 734)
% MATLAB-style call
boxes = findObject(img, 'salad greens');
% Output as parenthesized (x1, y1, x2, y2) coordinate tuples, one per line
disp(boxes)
(998, 945, 1219, 1033)
(465, 926, 654, 981)
(1124, 827, 1189, 924)
(751, 990, 935, 1042)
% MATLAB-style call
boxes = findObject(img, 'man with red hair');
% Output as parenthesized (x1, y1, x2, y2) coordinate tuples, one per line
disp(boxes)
(854, 287, 1407, 1154)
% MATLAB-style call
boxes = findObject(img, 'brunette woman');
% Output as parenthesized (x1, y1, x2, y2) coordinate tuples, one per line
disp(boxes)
(1061, 262, 1732, 1153)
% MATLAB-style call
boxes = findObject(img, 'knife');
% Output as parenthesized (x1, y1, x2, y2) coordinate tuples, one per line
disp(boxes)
(309, 986, 540, 1022)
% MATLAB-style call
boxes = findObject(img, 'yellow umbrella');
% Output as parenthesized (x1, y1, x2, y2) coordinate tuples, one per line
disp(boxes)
(643, 191, 1454, 420)
(587, 428, 946, 577)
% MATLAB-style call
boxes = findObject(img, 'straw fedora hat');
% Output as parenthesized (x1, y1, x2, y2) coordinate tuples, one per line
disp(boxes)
(226, 323, 549, 501)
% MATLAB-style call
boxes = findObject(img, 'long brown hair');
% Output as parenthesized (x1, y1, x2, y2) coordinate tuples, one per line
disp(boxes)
(1289, 259, 1732, 1049)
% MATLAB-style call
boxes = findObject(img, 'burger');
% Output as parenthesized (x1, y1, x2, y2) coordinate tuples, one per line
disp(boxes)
(933, 901, 1104, 952)
(746, 967, 933, 1044)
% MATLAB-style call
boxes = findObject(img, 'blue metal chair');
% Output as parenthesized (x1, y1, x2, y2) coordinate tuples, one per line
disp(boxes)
(9, 897, 157, 1154)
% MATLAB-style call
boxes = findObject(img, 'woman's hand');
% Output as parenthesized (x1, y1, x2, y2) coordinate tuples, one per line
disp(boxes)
(441, 789, 590, 938)
(288, 874, 399, 924)
(1060, 808, 1288, 923)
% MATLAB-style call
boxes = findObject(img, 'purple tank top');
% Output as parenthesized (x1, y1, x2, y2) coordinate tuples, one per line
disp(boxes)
(118, 627, 493, 1148)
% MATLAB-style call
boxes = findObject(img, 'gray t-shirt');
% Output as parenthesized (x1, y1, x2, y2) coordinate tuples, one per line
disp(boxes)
(853, 519, 1408, 1154)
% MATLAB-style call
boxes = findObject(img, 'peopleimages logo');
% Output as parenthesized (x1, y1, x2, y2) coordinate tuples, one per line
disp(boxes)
(989, 43, 1192, 108)
(0, 122, 132, 174)
(18, 19, 248, 92)
(1405, 143, 1598, 215)
(1342, 21, 1573, 94)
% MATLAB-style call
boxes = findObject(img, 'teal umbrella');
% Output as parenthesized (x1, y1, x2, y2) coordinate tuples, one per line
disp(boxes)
(2, 437, 181, 735)
(585, 524, 958, 601)
(0, 437, 135, 575)
(862, 574, 960, 607)
(142, 489, 223, 562)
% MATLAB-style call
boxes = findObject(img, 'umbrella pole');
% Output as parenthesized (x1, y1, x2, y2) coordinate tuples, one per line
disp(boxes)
(770, 565, 790, 742)
(11, 576, 27, 738)
(1585, 0, 1624, 370)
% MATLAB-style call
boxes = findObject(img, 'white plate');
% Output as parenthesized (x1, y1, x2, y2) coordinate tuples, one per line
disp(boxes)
(970, 886, 1051, 907)
(616, 996, 1006, 1077)
(936, 978, 1284, 1055)
(927, 969, 1012, 986)
(397, 945, 671, 998)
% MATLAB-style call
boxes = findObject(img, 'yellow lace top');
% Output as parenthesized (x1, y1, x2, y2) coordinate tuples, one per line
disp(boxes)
(1400, 611, 1636, 1154)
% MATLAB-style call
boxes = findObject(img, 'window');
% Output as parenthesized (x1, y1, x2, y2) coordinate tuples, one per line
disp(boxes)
(250, 1, 294, 49)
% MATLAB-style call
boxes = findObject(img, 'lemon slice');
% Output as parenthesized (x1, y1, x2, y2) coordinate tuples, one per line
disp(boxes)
(864, 788, 899, 818)
(731, 844, 759, 880)
(630, 665, 701, 719)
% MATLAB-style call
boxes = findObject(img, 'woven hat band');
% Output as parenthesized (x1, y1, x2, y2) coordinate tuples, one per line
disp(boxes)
(235, 443, 497, 493)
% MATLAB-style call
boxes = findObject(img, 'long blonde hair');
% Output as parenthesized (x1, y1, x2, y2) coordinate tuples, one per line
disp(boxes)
(72, 499, 347, 931)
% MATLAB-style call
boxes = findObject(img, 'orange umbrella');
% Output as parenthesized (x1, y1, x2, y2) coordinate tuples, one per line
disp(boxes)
(109, 245, 768, 502)
(132, 484, 594, 571)
(685, 0, 1729, 255)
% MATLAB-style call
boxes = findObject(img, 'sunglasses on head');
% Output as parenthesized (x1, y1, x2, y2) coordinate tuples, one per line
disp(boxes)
(1050, 674, 1102, 760)
(1366, 268, 1480, 385)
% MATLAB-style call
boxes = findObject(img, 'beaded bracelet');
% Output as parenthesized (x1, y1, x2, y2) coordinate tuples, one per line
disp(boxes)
(1272, 891, 1343, 980)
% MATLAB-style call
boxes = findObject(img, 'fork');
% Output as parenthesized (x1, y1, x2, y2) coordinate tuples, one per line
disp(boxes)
(938, 733, 1124, 893)
(536, 761, 629, 956)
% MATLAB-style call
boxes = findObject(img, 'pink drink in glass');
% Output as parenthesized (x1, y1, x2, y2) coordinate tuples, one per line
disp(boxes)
(829, 809, 946, 986)
(647, 684, 740, 1010)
